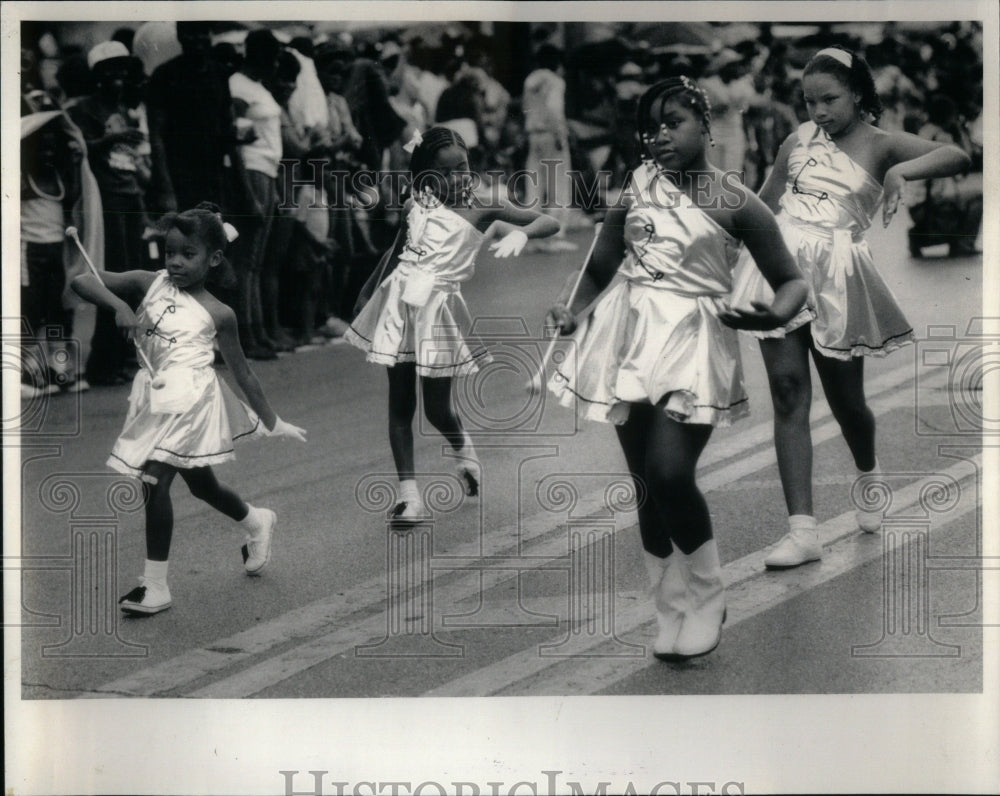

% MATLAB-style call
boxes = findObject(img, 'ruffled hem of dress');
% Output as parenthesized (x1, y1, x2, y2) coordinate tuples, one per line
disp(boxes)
(549, 372, 750, 427)
(107, 449, 237, 478)
(740, 306, 817, 340)
(347, 326, 492, 377)
(812, 329, 915, 360)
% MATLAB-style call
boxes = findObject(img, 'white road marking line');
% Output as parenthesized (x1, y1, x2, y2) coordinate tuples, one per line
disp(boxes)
(88, 362, 936, 697)
(424, 456, 979, 697)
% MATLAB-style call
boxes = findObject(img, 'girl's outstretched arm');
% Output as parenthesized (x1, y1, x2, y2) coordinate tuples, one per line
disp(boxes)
(213, 303, 304, 441)
(71, 271, 157, 340)
(481, 202, 561, 257)
(720, 191, 807, 332)
(880, 131, 971, 227)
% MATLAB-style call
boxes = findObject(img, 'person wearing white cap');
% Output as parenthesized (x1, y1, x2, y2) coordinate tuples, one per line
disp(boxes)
(20, 92, 98, 395)
(68, 40, 151, 385)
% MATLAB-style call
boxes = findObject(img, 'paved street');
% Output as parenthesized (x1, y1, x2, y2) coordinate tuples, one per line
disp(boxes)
(14, 216, 987, 699)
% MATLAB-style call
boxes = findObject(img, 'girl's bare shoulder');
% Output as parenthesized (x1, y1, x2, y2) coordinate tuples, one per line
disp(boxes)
(192, 290, 235, 329)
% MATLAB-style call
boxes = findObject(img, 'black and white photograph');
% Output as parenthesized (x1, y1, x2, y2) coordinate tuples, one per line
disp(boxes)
(4, 1, 998, 793)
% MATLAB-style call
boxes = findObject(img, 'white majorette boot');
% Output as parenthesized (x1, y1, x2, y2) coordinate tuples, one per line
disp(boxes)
(854, 459, 884, 533)
(241, 505, 277, 575)
(643, 551, 688, 659)
(764, 514, 822, 569)
(671, 539, 727, 659)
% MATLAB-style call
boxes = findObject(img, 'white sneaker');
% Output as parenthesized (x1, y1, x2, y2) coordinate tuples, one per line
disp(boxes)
(764, 527, 822, 569)
(387, 500, 432, 530)
(242, 508, 276, 575)
(856, 507, 882, 533)
(119, 578, 172, 615)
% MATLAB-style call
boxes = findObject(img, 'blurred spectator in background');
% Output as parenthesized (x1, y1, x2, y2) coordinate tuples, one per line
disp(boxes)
(54, 51, 93, 108)
(700, 48, 759, 176)
(229, 28, 284, 359)
(566, 68, 614, 178)
(267, 49, 312, 349)
(868, 46, 920, 133)
(436, 66, 488, 170)
(315, 40, 378, 323)
(131, 21, 182, 78)
(20, 91, 98, 395)
(404, 39, 450, 127)
(343, 48, 408, 174)
(465, 40, 511, 173)
(743, 46, 799, 191)
(68, 41, 151, 385)
(211, 41, 244, 78)
(146, 21, 249, 217)
(268, 48, 336, 348)
(608, 60, 645, 185)
(111, 27, 135, 54)
(123, 56, 153, 202)
(381, 37, 429, 132)
(341, 44, 408, 300)
(288, 36, 331, 138)
(522, 43, 576, 252)
(907, 94, 982, 258)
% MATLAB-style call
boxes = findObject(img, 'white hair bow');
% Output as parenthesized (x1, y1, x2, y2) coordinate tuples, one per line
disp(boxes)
(402, 129, 423, 154)
(223, 222, 240, 243)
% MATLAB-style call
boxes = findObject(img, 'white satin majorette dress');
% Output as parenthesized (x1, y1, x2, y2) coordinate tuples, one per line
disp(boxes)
(345, 198, 491, 377)
(108, 271, 263, 478)
(549, 162, 749, 427)
(730, 121, 914, 359)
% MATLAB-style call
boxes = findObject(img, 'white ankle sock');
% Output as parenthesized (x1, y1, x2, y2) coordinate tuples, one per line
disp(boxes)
(400, 479, 419, 504)
(143, 558, 169, 585)
(239, 504, 264, 534)
(456, 433, 477, 460)
(789, 514, 817, 532)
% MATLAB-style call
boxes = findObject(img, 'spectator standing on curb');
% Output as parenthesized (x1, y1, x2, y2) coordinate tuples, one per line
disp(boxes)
(522, 44, 578, 253)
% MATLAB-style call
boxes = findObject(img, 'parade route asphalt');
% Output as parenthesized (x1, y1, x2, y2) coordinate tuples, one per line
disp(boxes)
(14, 216, 988, 699)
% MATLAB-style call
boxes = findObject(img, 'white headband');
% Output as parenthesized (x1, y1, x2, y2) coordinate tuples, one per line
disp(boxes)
(815, 47, 853, 69)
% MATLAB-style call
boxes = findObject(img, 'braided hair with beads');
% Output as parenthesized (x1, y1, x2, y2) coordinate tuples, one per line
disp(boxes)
(407, 126, 472, 204)
(635, 76, 715, 161)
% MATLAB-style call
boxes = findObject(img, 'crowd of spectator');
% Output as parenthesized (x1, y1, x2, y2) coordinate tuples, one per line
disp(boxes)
(18, 20, 984, 396)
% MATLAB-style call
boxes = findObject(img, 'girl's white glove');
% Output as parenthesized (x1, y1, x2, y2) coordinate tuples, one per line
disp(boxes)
(489, 229, 529, 258)
(265, 417, 308, 442)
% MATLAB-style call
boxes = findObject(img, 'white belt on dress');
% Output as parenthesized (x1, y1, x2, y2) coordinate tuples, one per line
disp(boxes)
(783, 216, 866, 294)
(395, 262, 461, 294)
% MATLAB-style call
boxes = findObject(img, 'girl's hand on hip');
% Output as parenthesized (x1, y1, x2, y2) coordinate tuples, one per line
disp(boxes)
(718, 301, 785, 331)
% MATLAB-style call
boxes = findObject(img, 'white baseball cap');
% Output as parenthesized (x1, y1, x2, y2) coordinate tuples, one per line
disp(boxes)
(87, 40, 130, 69)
